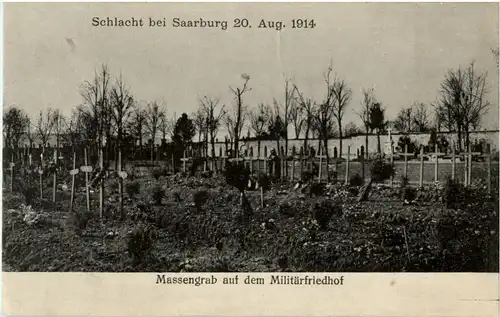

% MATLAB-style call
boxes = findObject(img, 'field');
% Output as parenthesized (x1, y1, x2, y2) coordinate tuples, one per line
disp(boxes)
(2, 164, 499, 272)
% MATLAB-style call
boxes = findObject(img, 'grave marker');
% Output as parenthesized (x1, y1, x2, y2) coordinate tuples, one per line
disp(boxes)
(345, 146, 351, 185)
(83, 148, 91, 213)
(53, 149, 57, 204)
(69, 152, 78, 213)
(39, 153, 44, 199)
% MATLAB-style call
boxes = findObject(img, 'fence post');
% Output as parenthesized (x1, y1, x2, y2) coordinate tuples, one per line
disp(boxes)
(361, 155, 365, 181)
(404, 144, 408, 179)
(468, 145, 472, 186)
(39, 153, 44, 200)
(69, 152, 76, 213)
(451, 140, 456, 180)
(10, 155, 14, 192)
(434, 144, 439, 183)
(345, 146, 350, 185)
(84, 148, 91, 213)
(99, 146, 104, 218)
(464, 149, 468, 187)
(318, 146, 323, 182)
(182, 150, 186, 173)
(53, 149, 57, 204)
(390, 144, 394, 188)
(291, 156, 295, 181)
(118, 150, 124, 219)
(419, 146, 424, 188)
(487, 147, 492, 195)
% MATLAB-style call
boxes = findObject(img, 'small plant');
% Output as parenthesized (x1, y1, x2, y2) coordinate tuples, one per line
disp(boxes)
(349, 173, 364, 187)
(193, 190, 209, 212)
(66, 209, 93, 234)
(22, 186, 37, 206)
(151, 167, 164, 180)
(301, 170, 314, 183)
(309, 182, 326, 197)
(310, 198, 341, 230)
(151, 185, 165, 205)
(224, 161, 252, 222)
(127, 223, 156, 264)
(398, 176, 417, 203)
(126, 180, 141, 198)
(369, 155, 395, 183)
(443, 177, 463, 209)
(107, 178, 119, 193)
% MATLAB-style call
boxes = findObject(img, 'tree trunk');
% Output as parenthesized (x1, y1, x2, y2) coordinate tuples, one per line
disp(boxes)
(323, 138, 330, 181)
(376, 131, 381, 154)
(338, 126, 343, 160)
(457, 127, 463, 152)
(365, 130, 369, 159)
(304, 125, 310, 156)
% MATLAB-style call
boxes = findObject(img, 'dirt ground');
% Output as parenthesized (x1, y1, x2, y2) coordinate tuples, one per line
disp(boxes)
(2, 172, 498, 272)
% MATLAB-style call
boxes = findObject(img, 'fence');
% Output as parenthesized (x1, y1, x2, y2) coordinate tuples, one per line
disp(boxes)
(3, 143, 497, 216)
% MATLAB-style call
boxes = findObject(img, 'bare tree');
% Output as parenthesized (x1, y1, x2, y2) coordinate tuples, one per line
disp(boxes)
(412, 102, 430, 132)
(79, 64, 111, 163)
(394, 106, 414, 134)
(288, 99, 304, 139)
(281, 78, 296, 158)
(110, 73, 135, 167)
(343, 121, 362, 137)
(268, 99, 286, 156)
(437, 61, 490, 151)
(129, 105, 147, 158)
(192, 108, 206, 156)
(145, 100, 165, 163)
(312, 66, 337, 179)
(357, 88, 376, 159)
(3, 106, 29, 159)
(52, 109, 65, 150)
(332, 77, 352, 158)
(199, 96, 226, 159)
(65, 108, 85, 153)
(35, 108, 56, 154)
(293, 89, 315, 155)
(226, 74, 251, 157)
(250, 102, 271, 156)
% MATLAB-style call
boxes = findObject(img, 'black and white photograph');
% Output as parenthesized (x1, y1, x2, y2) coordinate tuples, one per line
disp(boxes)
(2, 2, 499, 273)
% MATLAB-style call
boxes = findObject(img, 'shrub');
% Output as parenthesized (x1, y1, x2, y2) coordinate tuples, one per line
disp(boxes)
(193, 190, 209, 212)
(125, 180, 141, 198)
(151, 185, 165, 205)
(224, 161, 250, 193)
(369, 155, 395, 183)
(107, 178, 119, 193)
(443, 177, 463, 209)
(309, 182, 325, 197)
(257, 172, 271, 191)
(151, 167, 164, 180)
(66, 210, 92, 233)
(301, 170, 314, 183)
(310, 198, 342, 229)
(349, 173, 363, 187)
(127, 223, 156, 264)
(22, 186, 37, 206)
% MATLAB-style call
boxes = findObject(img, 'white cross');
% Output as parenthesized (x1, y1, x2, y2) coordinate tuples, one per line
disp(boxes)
(387, 126, 392, 140)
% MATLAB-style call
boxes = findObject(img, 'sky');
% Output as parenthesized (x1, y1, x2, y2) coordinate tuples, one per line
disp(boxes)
(4, 3, 499, 139)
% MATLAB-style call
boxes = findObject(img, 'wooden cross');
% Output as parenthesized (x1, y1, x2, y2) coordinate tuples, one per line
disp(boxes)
(81, 148, 92, 213)
(427, 144, 446, 183)
(117, 150, 127, 220)
(69, 152, 79, 213)
(39, 153, 44, 199)
(180, 153, 190, 173)
(9, 155, 14, 192)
